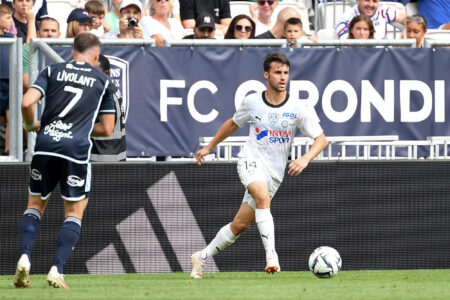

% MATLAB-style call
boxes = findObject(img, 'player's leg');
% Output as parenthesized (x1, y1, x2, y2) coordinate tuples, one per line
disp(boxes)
(248, 181, 280, 274)
(15, 156, 55, 288)
(14, 195, 49, 288)
(47, 160, 90, 289)
(190, 202, 255, 279)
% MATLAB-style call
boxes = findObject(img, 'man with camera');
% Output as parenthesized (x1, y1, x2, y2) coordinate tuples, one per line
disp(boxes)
(103, 0, 164, 46)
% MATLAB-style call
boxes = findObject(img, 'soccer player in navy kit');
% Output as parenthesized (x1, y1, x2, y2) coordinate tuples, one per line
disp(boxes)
(14, 32, 115, 289)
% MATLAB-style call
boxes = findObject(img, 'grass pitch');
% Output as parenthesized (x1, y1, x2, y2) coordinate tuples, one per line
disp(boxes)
(1, 270, 450, 300)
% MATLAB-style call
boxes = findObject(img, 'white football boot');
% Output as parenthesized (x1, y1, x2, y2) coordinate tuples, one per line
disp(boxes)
(47, 266, 70, 289)
(14, 254, 31, 288)
(265, 253, 280, 274)
(190, 251, 207, 279)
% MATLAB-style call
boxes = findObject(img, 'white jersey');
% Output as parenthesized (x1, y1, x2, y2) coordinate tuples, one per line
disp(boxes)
(335, 3, 400, 40)
(232, 91, 323, 182)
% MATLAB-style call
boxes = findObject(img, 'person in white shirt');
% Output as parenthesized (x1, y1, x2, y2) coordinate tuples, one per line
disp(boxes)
(102, 0, 164, 46)
(250, 0, 278, 36)
(335, 0, 407, 40)
(190, 52, 328, 279)
(140, 0, 184, 41)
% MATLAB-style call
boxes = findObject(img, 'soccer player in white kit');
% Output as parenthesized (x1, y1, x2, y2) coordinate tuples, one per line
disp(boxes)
(191, 52, 328, 278)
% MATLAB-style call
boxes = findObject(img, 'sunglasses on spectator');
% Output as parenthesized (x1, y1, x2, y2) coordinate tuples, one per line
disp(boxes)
(156, 0, 170, 2)
(235, 25, 252, 32)
(258, 0, 275, 6)
(407, 16, 425, 23)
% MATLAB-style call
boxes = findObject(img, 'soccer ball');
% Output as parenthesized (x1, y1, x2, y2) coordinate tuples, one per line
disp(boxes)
(308, 246, 342, 278)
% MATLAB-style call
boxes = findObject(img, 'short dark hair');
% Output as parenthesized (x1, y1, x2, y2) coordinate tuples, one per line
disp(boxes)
(263, 52, 290, 72)
(0, 4, 12, 17)
(284, 17, 302, 30)
(97, 54, 110, 73)
(39, 17, 60, 31)
(73, 32, 101, 53)
(85, 0, 105, 15)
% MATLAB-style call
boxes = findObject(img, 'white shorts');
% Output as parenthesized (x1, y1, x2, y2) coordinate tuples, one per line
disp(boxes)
(237, 157, 281, 210)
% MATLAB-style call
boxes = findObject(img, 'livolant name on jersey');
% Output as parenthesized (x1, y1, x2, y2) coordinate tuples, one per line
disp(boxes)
(56, 70, 97, 87)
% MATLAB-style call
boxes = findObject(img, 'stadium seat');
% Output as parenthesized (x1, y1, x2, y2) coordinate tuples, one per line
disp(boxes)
(425, 29, 450, 40)
(229, 1, 252, 18)
(47, 0, 80, 38)
(315, 1, 353, 31)
(405, 2, 419, 16)
(317, 28, 337, 40)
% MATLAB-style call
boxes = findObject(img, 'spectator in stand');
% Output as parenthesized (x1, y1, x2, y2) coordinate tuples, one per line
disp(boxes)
(284, 17, 317, 47)
(224, 14, 255, 39)
(85, 0, 110, 37)
(140, 0, 184, 41)
(179, 0, 231, 36)
(405, 14, 427, 48)
(255, 6, 300, 39)
(103, 0, 164, 46)
(66, 8, 92, 38)
(0, 4, 13, 155)
(105, 0, 121, 33)
(335, 0, 407, 40)
(250, 0, 278, 36)
(2, 0, 48, 36)
(23, 17, 60, 92)
(418, 0, 449, 29)
(12, 0, 37, 43)
(183, 11, 215, 39)
(348, 15, 375, 39)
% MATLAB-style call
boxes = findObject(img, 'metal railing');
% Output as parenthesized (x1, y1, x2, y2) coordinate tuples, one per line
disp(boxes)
(0, 38, 22, 162)
(296, 38, 417, 48)
(198, 135, 450, 161)
(164, 39, 288, 47)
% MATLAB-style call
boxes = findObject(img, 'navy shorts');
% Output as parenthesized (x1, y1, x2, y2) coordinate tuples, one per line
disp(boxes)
(0, 79, 9, 116)
(29, 155, 91, 201)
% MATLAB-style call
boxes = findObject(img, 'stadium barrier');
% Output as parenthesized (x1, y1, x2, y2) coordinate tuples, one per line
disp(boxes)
(0, 38, 23, 162)
(198, 135, 450, 161)
(1, 38, 448, 162)
(2, 161, 450, 275)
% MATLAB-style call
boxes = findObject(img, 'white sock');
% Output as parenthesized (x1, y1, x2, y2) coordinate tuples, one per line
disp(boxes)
(255, 208, 276, 259)
(201, 223, 238, 261)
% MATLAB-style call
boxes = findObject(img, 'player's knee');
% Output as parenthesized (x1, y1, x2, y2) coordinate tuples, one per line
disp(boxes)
(232, 219, 251, 235)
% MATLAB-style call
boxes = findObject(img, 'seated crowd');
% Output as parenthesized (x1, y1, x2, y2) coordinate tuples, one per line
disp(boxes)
(0, 0, 449, 156)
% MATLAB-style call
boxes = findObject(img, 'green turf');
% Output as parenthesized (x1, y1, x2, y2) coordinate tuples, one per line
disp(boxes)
(1, 270, 450, 300)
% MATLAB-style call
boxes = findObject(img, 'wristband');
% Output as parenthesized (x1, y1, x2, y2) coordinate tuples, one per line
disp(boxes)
(23, 122, 35, 131)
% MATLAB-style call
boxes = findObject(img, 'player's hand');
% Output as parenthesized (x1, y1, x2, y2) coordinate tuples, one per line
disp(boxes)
(288, 157, 309, 176)
(196, 147, 210, 166)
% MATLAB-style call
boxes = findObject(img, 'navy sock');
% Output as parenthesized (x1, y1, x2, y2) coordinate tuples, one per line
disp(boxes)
(19, 209, 42, 259)
(54, 217, 82, 274)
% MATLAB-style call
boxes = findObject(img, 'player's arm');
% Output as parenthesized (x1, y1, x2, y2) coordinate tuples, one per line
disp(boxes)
(288, 133, 327, 176)
(21, 87, 42, 132)
(196, 118, 239, 166)
(92, 114, 115, 137)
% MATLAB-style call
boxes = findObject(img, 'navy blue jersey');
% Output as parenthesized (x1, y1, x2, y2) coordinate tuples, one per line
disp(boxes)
(31, 61, 115, 163)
